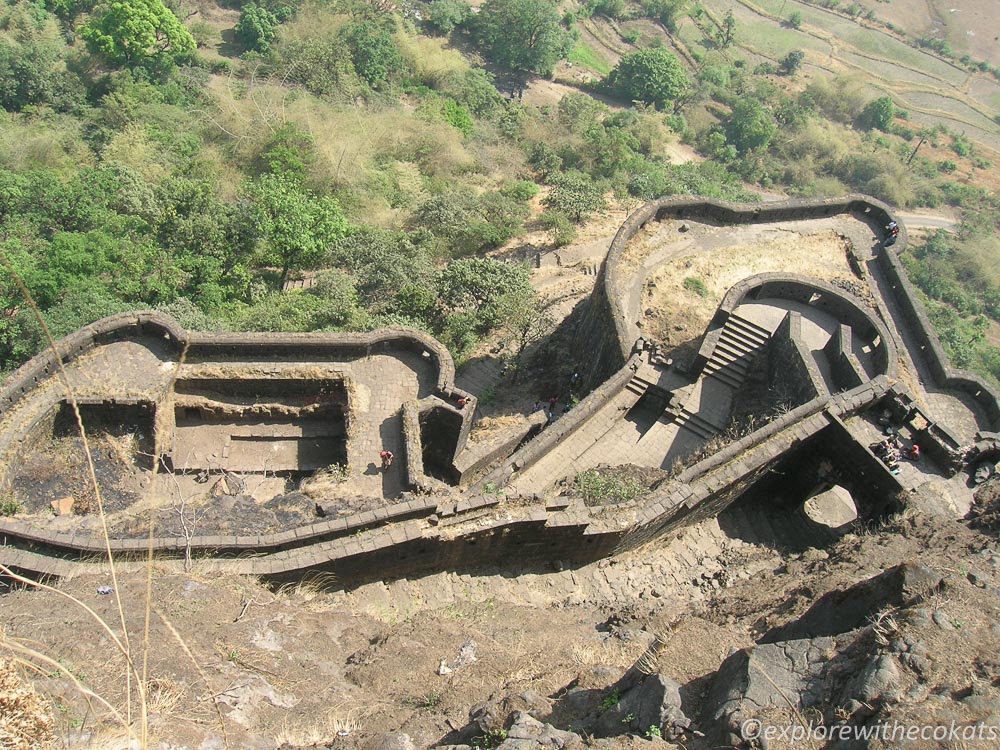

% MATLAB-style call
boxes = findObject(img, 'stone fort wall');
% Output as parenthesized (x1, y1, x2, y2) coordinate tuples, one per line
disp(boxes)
(3, 196, 998, 581)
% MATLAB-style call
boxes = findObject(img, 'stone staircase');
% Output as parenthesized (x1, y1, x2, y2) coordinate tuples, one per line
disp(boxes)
(673, 407, 725, 441)
(624, 372, 659, 398)
(702, 314, 772, 390)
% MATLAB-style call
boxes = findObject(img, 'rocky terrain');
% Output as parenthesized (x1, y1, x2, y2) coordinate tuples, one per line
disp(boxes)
(3, 479, 999, 749)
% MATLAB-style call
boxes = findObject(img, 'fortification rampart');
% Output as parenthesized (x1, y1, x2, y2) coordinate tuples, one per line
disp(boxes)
(1, 196, 992, 582)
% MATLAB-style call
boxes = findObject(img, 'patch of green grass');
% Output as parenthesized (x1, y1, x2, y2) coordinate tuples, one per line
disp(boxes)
(683, 276, 710, 297)
(600, 688, 621, 712)
(0, 493, 21, 516)
(568, 41, 612, 76)
(574, 469, 644, 506)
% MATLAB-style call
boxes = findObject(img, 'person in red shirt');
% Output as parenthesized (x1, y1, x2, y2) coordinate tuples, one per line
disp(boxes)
(380, 449, 394, 469)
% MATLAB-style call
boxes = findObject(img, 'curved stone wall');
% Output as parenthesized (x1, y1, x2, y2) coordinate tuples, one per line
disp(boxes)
(574, 194, 999, 430)
(692, 271, 898, 380)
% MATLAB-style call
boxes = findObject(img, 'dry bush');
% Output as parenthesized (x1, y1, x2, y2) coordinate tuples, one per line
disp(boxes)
(0, 116, 95, 174)
(394, 31, 469, 88)
(101, 125, 170, 183)
(0, 656, 54, 750)
(202, 76, 477, 222)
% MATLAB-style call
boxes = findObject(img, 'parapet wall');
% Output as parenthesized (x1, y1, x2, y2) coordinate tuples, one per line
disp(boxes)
(692, 272, 897, 381)
(877, 247, 1000, 430)
(575, 194, 998, 430)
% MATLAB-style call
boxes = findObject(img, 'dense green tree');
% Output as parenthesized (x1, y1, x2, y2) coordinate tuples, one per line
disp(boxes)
(857, 96, 895, 132)
(607, 47, 689, 109)
(725, 98, 776, 153)
(235, 3, 280, 52)
(0, 41, 83, 112)
(242, 174, 350, 287)
(785, 10, 802, 28)
(475, 0, 573, 76)
(437, 257, 535, 333)
(542, 172, 607, 222)
(82, 0, 195, 69)
(779, 49, 805, 76)
(425, 0, 472, 35)
(331, 228, 435, 311)
(342, 20, 404, 89)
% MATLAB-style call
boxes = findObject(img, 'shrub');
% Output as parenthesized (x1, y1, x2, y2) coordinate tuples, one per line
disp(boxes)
(541, 210, 577, 246)
(683, 276, 709, 296)
(0, 494, 21, 516)
(779, 49, 805, 76)
(606, 47, 689, 109)
(785, 10, 802, 28)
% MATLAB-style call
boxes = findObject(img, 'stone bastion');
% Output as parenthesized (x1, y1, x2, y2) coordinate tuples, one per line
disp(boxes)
(1, 195, 998, 585)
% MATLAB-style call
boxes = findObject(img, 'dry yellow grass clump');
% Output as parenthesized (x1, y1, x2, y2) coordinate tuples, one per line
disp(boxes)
(0, 656, 54, 749)
(642, 229, 856, 346)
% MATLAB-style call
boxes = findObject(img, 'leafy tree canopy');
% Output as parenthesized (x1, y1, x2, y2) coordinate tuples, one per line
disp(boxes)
(726, 98, 776, 153)
(779, 49, 805, 76)
(437, 257, 534, 332)
(235, 3, 280, 52)
(82, 0, 195, 69)
(606, 47, 689, 109)
(241, 174, 350, 286)
(543, 171, 607, 222)
(475, 0, 572, 76)
(857, 96, 895, 132)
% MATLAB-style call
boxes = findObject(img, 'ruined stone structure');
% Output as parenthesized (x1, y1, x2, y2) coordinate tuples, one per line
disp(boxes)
(1, 195, 997, 584)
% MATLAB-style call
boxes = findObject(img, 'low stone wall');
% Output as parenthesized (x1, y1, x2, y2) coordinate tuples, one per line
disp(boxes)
(0, 373, 895, 579)
(472, 353, 642, 491)
(401, 400, 428, 491)
(0, 312, 462, 415)
(454, 410, 547, 486)
(691, 272, 896, 380)
(877, 247, 1000, 430)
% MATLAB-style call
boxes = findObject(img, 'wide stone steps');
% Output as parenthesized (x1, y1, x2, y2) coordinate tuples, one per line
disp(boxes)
(675, 407, 724, 441)
(625, 373, 658, 397)
(704, 314, 772, 390)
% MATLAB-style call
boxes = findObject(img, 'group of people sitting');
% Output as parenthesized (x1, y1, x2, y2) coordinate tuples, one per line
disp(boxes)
(870, 433, 920, 472)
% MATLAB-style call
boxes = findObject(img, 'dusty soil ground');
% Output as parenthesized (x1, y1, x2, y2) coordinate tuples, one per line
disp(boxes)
(3, 488, 1000, 750)
(633, 222, 858, 360)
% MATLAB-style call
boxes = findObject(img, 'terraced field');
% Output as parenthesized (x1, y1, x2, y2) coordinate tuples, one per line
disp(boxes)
(563, 0, 1000, 153)
(707, 0, 1000, 151)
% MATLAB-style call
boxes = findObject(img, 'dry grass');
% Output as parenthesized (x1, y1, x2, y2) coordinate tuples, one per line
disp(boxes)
(201, 75, 476, 226)
(641, 228, 856, 348)
(570, 637, 648, 668)
(270, 701, 364, 745)
(468, 414, 530, 442)
(0, 656, 54, 750)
